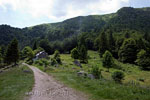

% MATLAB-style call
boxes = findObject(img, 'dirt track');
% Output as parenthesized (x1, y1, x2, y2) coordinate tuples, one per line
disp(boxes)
(23, 63, 87, 100)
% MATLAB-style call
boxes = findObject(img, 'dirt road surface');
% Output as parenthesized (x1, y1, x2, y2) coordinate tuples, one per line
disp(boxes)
(23, 63, 88, 100)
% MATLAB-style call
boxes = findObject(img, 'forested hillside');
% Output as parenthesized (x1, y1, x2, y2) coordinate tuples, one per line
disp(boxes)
(0, 7, 150, 52)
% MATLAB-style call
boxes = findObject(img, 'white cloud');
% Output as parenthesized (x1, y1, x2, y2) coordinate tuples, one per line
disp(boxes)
(89, 0, 129, 14)
(0, 0, 129, 22)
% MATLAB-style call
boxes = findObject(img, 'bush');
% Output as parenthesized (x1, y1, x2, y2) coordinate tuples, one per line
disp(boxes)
(138, 78, 145, 82)
(102, 50, 114, 71)
(38, 60, 44, 66)
(112, 71, 125, 83)
(51, 58, 57, 66)
(53, 50, 62, 64)
(41, 59, 49, 67)
(135, 49, 150, 70)
(34, 60, 40, 64)
(71, 47, 79, 59)
(34, 60, 43, 66)
(91, 66, 102, 79)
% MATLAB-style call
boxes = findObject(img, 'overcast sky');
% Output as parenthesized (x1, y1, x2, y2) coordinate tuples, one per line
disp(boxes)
(0, 0, 150, 28)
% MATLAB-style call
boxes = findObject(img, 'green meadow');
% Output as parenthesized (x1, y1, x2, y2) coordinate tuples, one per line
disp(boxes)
(34, 50, 150, 100)
(0, 64, 34, 100)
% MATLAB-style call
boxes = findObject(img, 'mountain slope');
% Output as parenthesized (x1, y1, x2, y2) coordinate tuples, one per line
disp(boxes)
(0, 7, 150, 49)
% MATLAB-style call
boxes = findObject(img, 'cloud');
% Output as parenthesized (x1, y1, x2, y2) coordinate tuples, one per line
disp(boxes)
(0, 0, 129, 26)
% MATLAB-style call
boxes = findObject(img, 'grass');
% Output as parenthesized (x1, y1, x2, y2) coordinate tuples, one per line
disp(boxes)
(0, 64, 34, 100)
(34, 50, 150, 100)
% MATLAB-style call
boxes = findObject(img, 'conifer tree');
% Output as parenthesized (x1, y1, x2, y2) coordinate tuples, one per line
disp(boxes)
(78, 34, 88, 63)
(79, 45, 88, 63)
(99, 32, 108, 57)
(136, 38, 146, 52)
(0, 47, 2, 64)
(143, 32, 149, 42)
(108, 31, 115, 53)
(118, 38, 137, 63)
(33, 41, 38, 50)
(4, 38, 19, 65)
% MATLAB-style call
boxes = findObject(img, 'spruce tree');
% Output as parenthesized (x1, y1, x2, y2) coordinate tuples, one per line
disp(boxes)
(108, 31, 115, 53)
(4, 38, 19, 65)
(143, 32, 149, 42)
(0, 47, 2, 64)
(33, 41, 38, 50)
(136, 38, 146, 52)
(99, 32, 108, 57)
(118, 38, 137, 63)
(79, 45, 88, 63)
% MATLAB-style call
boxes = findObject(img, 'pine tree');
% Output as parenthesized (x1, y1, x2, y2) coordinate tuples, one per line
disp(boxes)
(118, 38, 137, 63)
(99, 32, 108, 57)
(78, 34, 88, 63)
(0, 47, 2, 64)
(4, 38, 19, 65)
(33, 41, 37, 50)
(108, 31, 115, 53)
(143, 32, 149, 42)
(102, 50, 114, 71)
(136, 38, 146, 52)
(0, 45, 5, 57)
(79, 45, 88, 63)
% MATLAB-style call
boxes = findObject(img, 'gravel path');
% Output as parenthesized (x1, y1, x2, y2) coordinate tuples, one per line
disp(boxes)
(23, 63, 88, 100)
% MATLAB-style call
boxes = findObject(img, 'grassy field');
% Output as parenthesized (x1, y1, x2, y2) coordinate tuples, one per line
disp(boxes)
(34, 50, 150, 100)
(0, 64, 34, 100)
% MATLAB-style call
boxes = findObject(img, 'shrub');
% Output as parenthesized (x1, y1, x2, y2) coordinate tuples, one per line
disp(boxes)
(51, 58, 57, 66)
(54, 50, 62, 64)
(102, 50, 114, 71)
(34, 60, 40, 64)
(71, 47, 79, 59)
(135, 49, 150, 70)
(38, 60, 43, 66)
(41, 59, 49, 67)
(91, 66, 102, 79)
(112, 71, 125, 83)
(138, 78, 145, 82)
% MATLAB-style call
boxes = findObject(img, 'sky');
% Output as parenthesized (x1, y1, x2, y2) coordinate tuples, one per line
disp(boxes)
(0, 0, 150, 28)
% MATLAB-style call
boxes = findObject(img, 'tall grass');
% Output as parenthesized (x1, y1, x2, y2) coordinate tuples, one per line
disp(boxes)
(0, 65, 34, 100)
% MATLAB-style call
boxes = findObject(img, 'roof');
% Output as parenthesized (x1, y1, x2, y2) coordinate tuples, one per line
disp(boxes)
(36, 51, 47, 56)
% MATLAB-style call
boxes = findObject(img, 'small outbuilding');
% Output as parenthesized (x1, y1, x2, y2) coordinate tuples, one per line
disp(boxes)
(35, 51, 48, 60)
